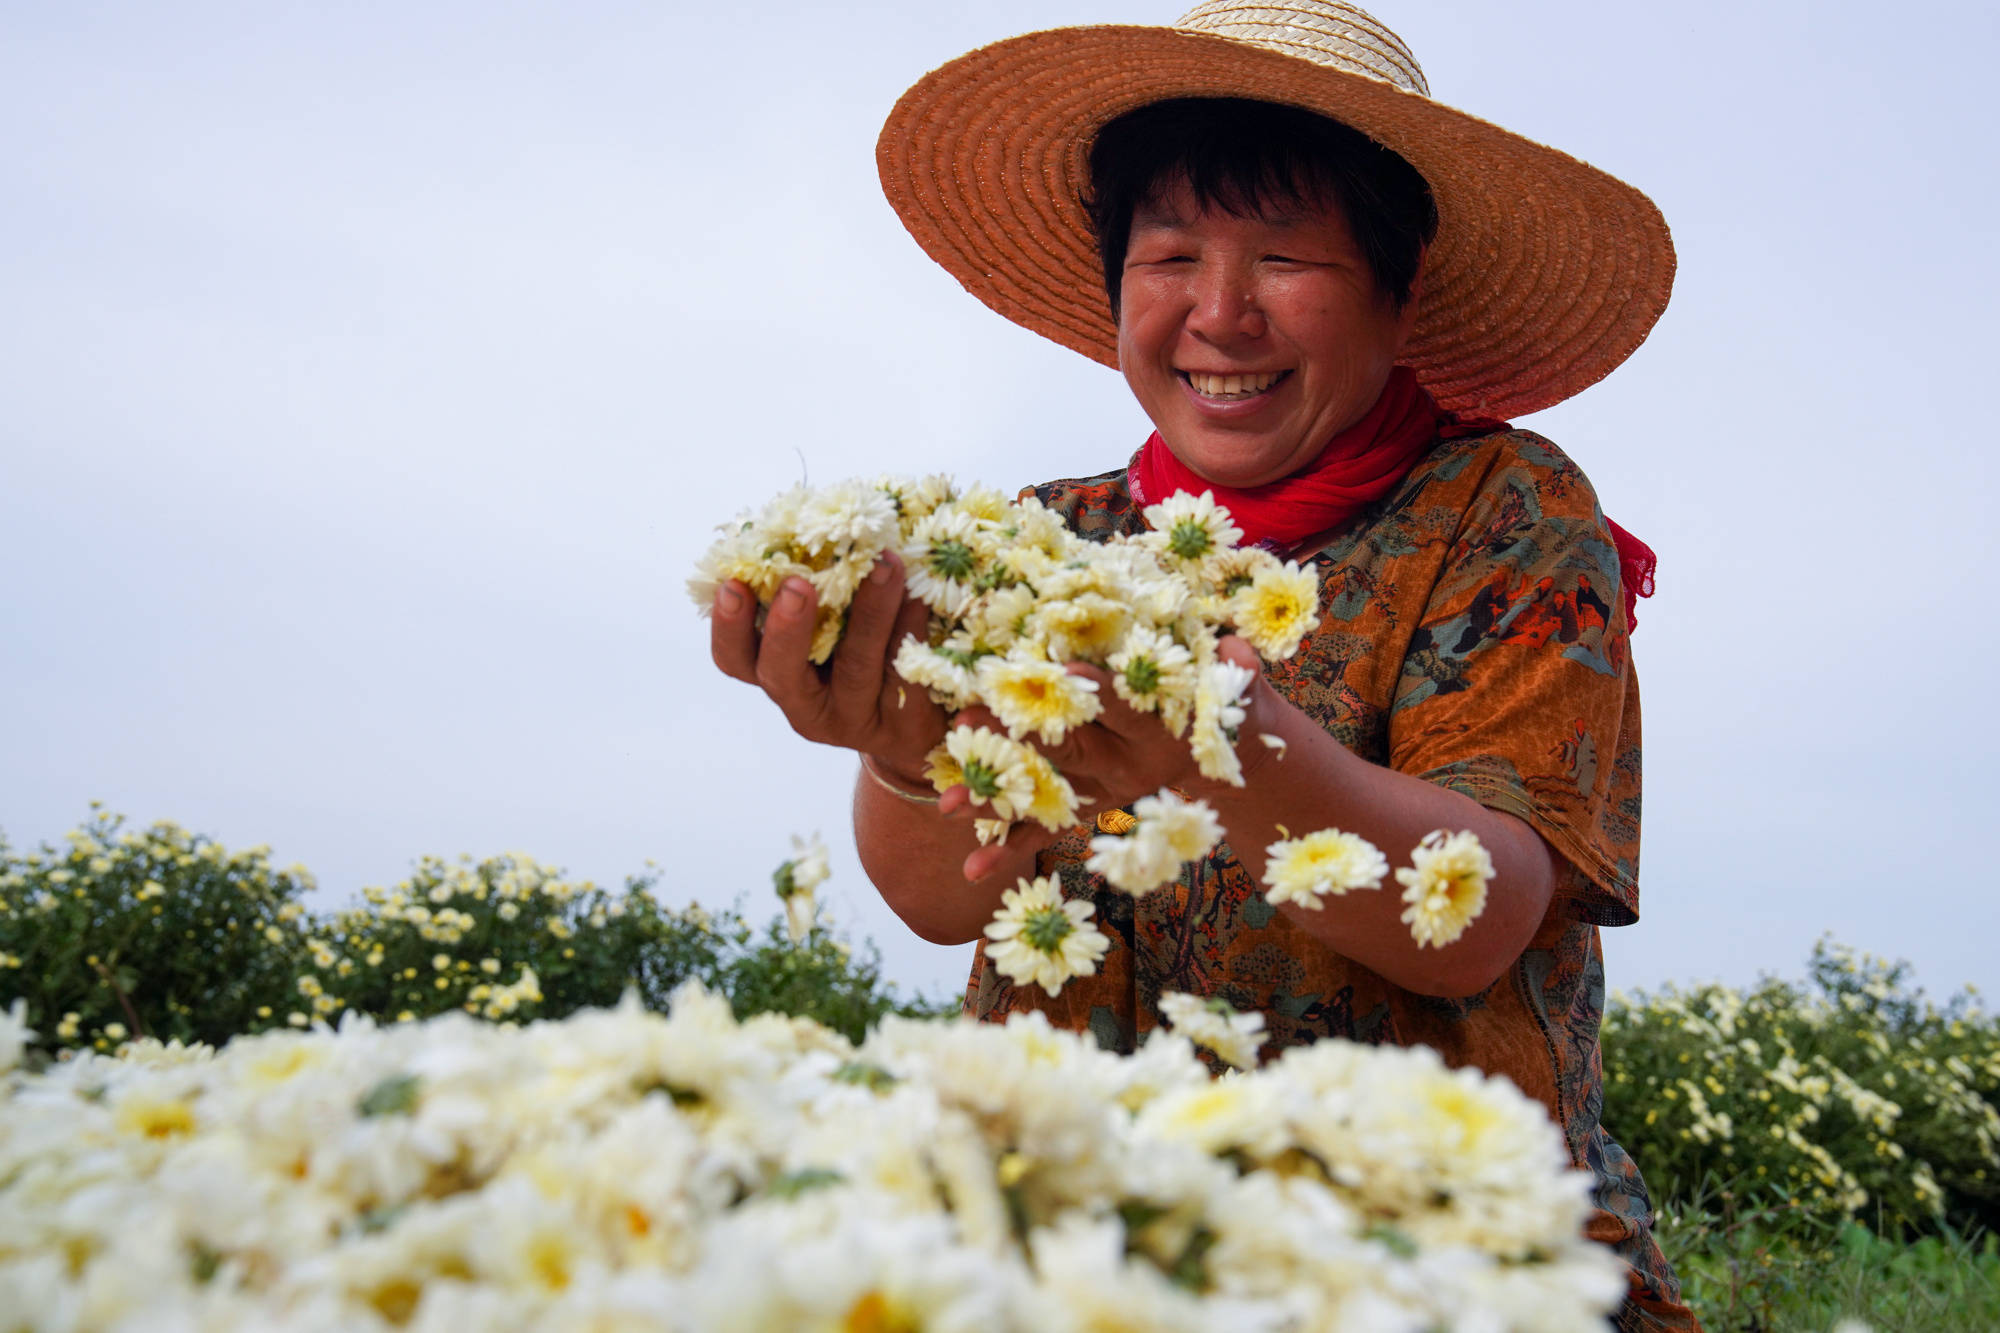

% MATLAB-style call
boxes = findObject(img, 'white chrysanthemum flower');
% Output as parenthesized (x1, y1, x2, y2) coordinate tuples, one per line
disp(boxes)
(1017, 747, 1084, 833)
(1229, 560, 1322, 660)
(973, 817, 1012, 846)
(1200, 545, 1282, 597)
(1108, 626, 1197, 726)
(1135, 1069, 1291, 1159)
(1395, 830, 1495, 949)
(1023, 1215, 1212, 1332)
(1157, 992, 1265, 1071)
(804, 547, 877, 613)
(952, 484, 1011, 523)
(892, 634, 985, 711)
(900, 508, 992, 617)
(982, 875, 1110, 998)
(1262, 828, 1388, 909)
(963, 584, 1037, 652)
(1, 998, 34, 1073)
(1137, 791, 1225, 862)
(686, 522, 806, 611)
(1030, 591, 1133, 663)
(974, 655, 1102, 745)
(773, 834, 830, 944)
(942, 726, 1037, 822)
(997, 494, 1071, 560)
(793, 478, 902, 556)
(1087, 790, 1223, 896)
(806, 603, 846, 666)
(1085, 828, 1181, 898)
(1187, 658, 1258, 785)
(876, 472, 956, 526)
(1142, 490, 1245, 573)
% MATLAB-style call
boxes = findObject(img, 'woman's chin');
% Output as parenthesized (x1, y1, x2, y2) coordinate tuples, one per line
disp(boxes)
(1166, 447, 1303, 491)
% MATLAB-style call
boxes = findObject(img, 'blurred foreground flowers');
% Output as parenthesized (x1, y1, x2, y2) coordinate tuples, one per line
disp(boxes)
(0, 983, 1624, 1331)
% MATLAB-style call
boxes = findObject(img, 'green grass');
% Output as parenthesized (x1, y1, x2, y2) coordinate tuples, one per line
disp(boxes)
(1661, 1208, 2000, 1332)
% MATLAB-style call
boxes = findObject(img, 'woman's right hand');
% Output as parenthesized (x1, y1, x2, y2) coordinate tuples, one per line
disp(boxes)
(709, 550, 945, 783)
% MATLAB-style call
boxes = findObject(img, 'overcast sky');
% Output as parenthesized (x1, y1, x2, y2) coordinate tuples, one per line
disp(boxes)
(4, 0, 1996, 1008)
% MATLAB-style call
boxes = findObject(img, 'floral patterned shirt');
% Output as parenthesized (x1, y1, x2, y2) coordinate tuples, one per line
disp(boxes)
(964, 428, 1699, 1330)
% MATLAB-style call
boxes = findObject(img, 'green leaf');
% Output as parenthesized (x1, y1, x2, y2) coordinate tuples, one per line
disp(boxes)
(765, 1167, 844, 1200)
(357, 1073, 422, 1118)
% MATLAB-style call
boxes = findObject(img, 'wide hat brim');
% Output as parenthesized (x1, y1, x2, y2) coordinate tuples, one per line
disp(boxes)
(877, 24, 1675, 419)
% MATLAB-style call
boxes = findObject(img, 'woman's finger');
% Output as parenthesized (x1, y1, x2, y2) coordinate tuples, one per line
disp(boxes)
(754, 577, 831, 720)
(1065, 659, 1150, 738)
(709, 581, 762, 683)
(828, 552, 907, 710)
(950, 704, 1006, 736)
(962, 821, 1060, 883)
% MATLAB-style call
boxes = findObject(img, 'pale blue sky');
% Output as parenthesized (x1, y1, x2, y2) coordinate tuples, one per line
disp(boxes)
(4, 1, 1996, 1004)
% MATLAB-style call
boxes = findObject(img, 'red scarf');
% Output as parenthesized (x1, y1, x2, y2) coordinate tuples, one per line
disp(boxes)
(1127, 365, 1658, 629)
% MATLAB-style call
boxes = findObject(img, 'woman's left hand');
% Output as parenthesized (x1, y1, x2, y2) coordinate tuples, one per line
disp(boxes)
(940, 635, 1282, 876)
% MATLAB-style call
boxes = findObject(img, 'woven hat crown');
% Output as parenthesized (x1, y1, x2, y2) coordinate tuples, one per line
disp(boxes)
(1176, 0, 1429, 97)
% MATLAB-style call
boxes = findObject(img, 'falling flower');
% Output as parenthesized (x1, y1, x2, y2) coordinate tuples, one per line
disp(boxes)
(1395, 830, 1495, 949)
(0, 999, 33, 1073)
(1187, 659, 1258, 786)
(774, 833, 832, 944)
(983, 874, 1110, 997)
(1158, 991, 1266, 1071)
(1262, 828, 1388, 909)
(1087, 790, 1223, 896)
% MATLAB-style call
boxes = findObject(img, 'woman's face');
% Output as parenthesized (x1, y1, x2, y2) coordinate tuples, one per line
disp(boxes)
(1116, 177, 1420, 489)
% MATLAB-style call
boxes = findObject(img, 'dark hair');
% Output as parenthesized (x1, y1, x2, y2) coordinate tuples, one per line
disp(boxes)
(1082, 97, 1439, 321)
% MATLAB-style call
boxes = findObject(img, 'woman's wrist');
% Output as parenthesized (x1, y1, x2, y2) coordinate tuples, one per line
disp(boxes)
(859, 752, 940, 804)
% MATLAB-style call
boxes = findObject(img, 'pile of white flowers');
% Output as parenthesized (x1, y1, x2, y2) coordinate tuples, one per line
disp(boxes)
(0, 992, 1625, 1331)
(692, 477, 1498, 997)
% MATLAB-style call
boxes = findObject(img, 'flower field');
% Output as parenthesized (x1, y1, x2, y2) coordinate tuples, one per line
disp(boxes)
(0, 983, 1626, 1330)
(4, 811, 1998, 1330)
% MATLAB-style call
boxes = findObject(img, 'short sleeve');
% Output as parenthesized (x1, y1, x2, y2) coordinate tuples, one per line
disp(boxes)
(1386, 434, 1642, 927)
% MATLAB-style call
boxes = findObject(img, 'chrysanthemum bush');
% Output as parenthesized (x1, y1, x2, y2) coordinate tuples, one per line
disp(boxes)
(692, 475, 1497, 998)
(0, 983, 1627, 1331)
(0, 808, 315, 1054)
(0, 815, 942, 1060)
(1602, 938, 2000, 1240)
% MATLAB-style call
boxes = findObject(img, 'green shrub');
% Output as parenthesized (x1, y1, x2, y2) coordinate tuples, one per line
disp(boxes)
(1604, 938, 2000, 1240)
(1, 812, 951, 1060)
(298, 851, 946, 1042)
(0, 807, 314, 1053)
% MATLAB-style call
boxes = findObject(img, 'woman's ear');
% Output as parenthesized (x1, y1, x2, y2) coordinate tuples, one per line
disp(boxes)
(1395, 247, 1428, 344)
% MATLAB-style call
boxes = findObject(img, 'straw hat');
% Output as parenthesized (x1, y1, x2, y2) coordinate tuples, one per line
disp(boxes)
(877, 0, 1674, 419)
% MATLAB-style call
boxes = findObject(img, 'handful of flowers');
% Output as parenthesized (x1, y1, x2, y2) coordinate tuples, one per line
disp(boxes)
(0, 989, 1625, 1330)
(692, 477, 1493, 997)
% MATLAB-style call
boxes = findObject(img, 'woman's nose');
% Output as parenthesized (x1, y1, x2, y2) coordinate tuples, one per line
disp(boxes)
(1184, 264, 1266, 343)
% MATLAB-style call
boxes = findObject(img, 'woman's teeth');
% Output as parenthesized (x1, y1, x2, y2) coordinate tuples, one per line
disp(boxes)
(1185, 370, 1285, 400)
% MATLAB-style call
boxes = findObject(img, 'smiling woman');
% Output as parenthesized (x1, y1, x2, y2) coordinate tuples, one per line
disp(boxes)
(709, 1, 1691, 1328)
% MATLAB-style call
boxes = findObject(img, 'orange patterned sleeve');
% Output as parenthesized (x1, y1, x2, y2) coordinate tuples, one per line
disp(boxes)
(1385, 432, 1642, 927)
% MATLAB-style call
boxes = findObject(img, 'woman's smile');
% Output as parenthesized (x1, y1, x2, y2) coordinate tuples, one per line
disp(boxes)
(1178, 368, 1293, 404)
